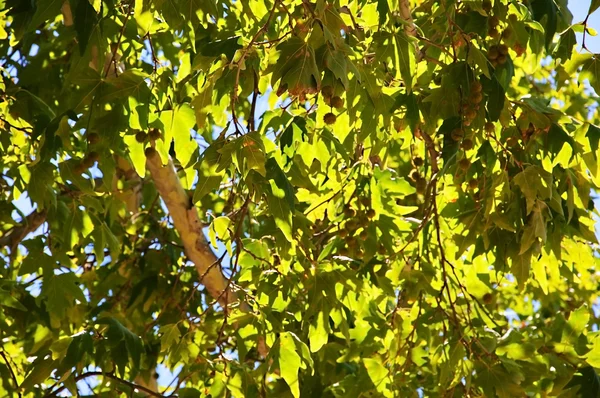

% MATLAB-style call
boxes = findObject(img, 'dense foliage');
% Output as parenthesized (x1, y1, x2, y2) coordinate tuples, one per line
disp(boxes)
(2, 0, 600, 396)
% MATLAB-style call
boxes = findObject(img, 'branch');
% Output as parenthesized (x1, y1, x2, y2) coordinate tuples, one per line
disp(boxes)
(113, 155, 142, 213)
(0, 210, 47, 252)
(61, 1, 73, 26)
(399, 0, 417, 37)
(232, 0, 281, 101)
(44, 371, 166, 398)
(0, 349, 21, 397)
(145, 149, 235, 306)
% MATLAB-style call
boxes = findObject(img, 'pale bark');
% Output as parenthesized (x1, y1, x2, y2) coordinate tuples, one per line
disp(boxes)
(113, 155, 142, 214)
(145, 150, 235, 306)
(399, 0, 417, 37)
(61, 1, 73, 26)
(0, 210, 47, 252)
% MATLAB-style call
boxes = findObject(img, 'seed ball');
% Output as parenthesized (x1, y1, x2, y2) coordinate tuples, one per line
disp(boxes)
(497, 54, 507, 65)
(145, 146, 157, 158)
(321, 85, 335, 98)
(461, 139, 474, 150)
(359, 230, 368, 240)
(470, 91, 483, 104)
(465, 109, 477, 120)
(410, 169, 420, 181)
(339, 229, 348, 238)
(451, 128, 464, 141)
(485, 122, 495, 133)
(483, 292, 493, 304)
(413, 156, 424, 167)
(488, 46, 499, 60)
(377, 245, 386, 255)
(366, 209, 376, 219)
(135, 130, 147, 143)
(468, 178, 478, 190)
(488, 28, 500, 39)
(344, 207, 356, 218)
(324, 112, 337, 125)
(330, 96, 344, 109)
(339, 247, 349, 256)
(471, 81, 482, 93)
(498, 44, 509, 55)
(148, 128, 161, 140)
(458, 158, 470, 170)
(87, 133, 100, 145)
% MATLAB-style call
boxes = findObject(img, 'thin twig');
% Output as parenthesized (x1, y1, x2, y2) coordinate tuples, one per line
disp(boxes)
(44, 371, 167, 397)
(104, 9, 132, 78)
(249, 71, 259, 132)
(0, 349, 21, 397)
(232, 0, 281, 101)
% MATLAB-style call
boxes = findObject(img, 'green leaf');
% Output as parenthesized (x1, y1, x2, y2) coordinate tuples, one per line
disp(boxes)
(73, 0, 99, 55)
(563, 305, 590, 343)
(159, 105, 197, 168)
(266, 187, 293, 243)
(586, 332, 600, 368)
(271, 37, 321, 97)
(159, 324, 182, 353)
(511, 250, 532, 290)
(102, 69, 151, 103)
(364, 357, 389, 393)
(376, 0, 389, 25)
(240, 132, 266, 177)
(482, 74, 505, 122)
(209, 216, 231, 248)
(590, 0, 600, 15)
(42, 272, 86, 318)
(97, 317, 143, 371)
(531, 0, 558, 50)
(586, 124, 600, 151)
(513, 166, 552, 214)
(554, 28, 576, 62)
(565, 366, 600, 396)
(58, 332, 94, 375)
(580, 55, 600, 96)
(20, 356, 56, 392)
(193, 142, 227, 203)
(20, 243, 54, 275)
(124, 133, 147, 177)
(28, 0, 63, 31)
(266, 158, 295, 210)
(519, 201, 547, 254)
(547, 123, 575, 160)
(0, 283, 27, 311)
(468, 45, 491, 79)
(278, 332, 302, 398)
(308, 310, 329, 353)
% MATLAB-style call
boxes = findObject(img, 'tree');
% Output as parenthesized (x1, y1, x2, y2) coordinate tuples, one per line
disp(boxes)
(1, 0, 600, 396)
